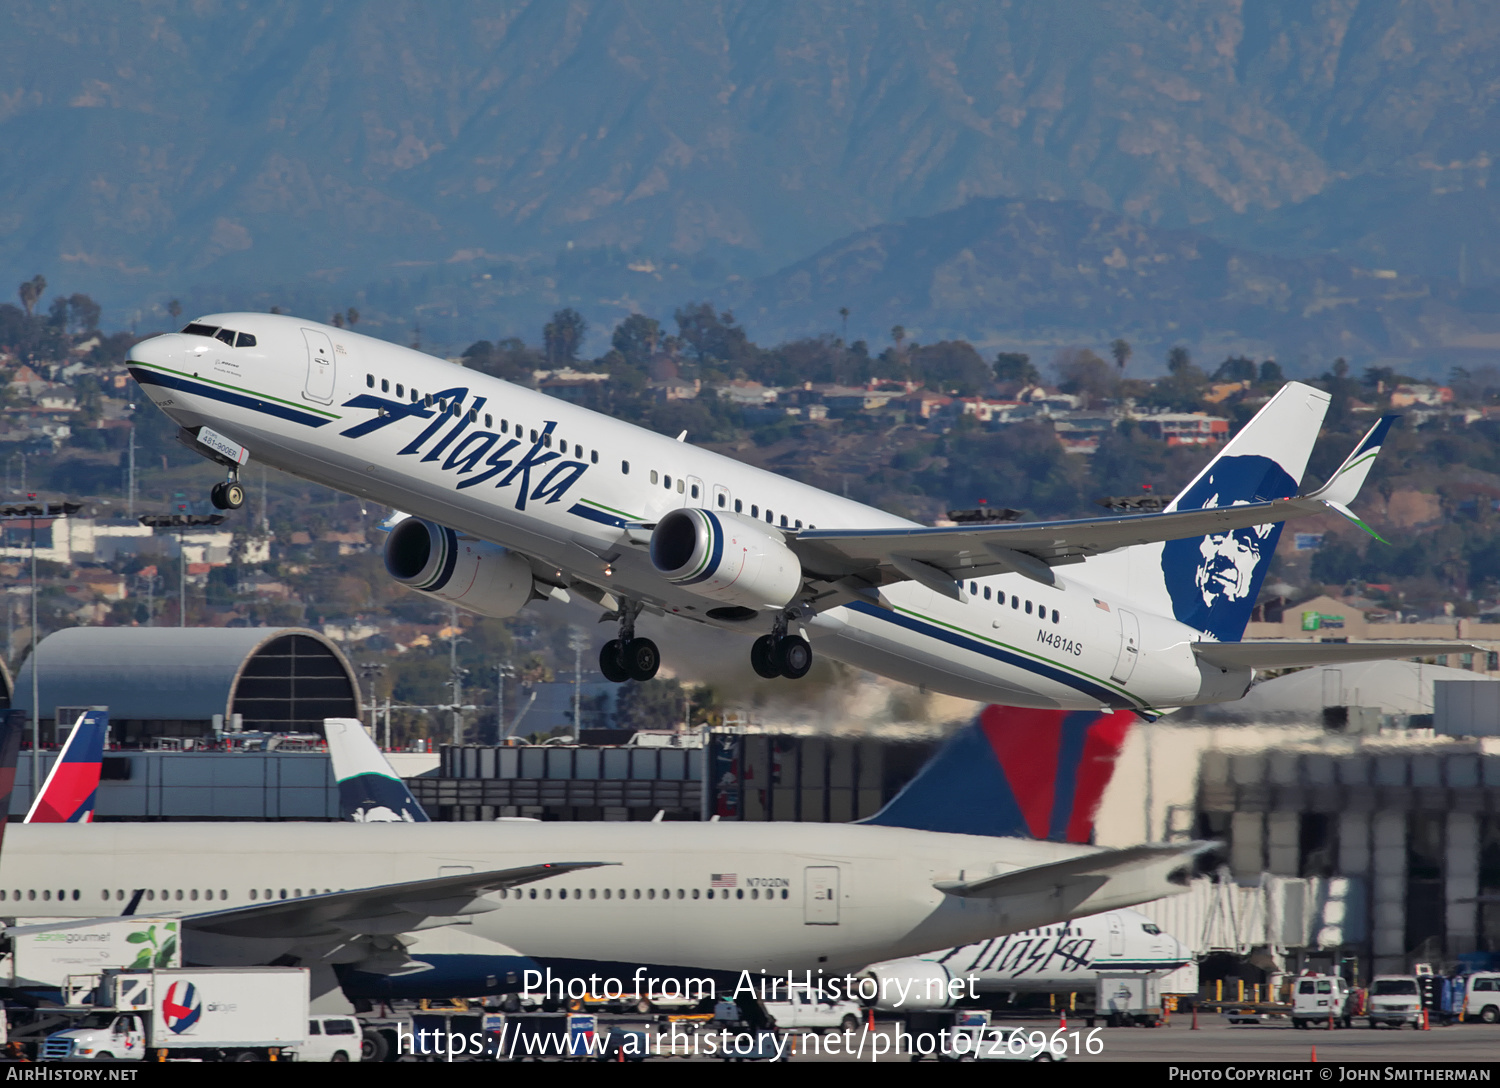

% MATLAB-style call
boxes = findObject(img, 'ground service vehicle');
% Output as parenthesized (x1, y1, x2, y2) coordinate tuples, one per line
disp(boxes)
(41, 967, 308, 1061)
(1292, 973, 1353, 1028)
(1366, 975, 1423, 1028)
(1463, 974, 1500, 1024)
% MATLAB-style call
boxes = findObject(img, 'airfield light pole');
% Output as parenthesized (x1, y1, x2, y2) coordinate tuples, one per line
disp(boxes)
(358, 662, 387, 738)
(139, 512, 226, 627)
(0, 498, 82, 790)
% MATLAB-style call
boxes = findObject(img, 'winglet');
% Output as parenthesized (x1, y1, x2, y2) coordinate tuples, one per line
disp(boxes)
(1304, 415, 1398, 542)
(325, 718, 430, 823)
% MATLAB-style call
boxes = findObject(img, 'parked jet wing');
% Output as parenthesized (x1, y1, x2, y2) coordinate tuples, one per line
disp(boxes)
(6, 862, 611, 942)
(1192, 641, 1478, 670)
(933, 843, 1205, 900)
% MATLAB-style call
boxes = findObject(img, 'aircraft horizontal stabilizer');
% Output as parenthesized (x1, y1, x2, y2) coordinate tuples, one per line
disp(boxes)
(934, 843, 1206, 900)
(1193, 641, 1479, 670)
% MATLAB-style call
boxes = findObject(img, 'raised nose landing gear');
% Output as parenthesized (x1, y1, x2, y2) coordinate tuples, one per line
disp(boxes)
(751, 615, 813, 679)
(599, 598, 659, 683)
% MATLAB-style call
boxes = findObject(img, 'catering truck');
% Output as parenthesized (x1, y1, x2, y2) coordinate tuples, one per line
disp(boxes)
(4, 917, 181, 991)
(41, 967, 308, 1061)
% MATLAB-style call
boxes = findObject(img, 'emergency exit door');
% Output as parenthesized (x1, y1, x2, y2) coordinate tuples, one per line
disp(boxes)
(804, 866, 840, 924)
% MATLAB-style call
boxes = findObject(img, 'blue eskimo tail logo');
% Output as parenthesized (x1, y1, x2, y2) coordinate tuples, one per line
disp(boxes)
(338, 772, 429, 823)
(1161, 454, 1297, 643)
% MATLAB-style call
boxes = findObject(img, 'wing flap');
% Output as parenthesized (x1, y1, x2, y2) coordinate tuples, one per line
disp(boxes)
(1193, 641, 1479, 670)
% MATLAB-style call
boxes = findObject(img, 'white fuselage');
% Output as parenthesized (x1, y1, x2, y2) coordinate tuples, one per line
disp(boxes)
(127, 315, 1249, 713)
(0, 823, 1188, 977)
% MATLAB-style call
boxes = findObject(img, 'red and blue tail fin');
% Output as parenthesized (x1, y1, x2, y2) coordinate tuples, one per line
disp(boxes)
(861, 705, 1134, 842)
(26, 710, 107, 824)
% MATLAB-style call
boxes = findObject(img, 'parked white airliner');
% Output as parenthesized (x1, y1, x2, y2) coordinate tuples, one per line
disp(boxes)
(124, 315, 1467, 715)
(2, 706, 1194, 1010)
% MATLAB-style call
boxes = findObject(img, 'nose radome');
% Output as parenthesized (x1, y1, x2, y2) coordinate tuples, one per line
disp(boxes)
(127, 332, 195, 369)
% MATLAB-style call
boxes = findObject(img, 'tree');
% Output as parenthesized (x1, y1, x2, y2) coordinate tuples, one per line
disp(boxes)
(18, 275, 45, 317)
(838, 306, 850, 342)
(1110, 338, 1132, 372)
(674, 302, 749, 367)
(542, 308, 587, 366)
(994, 352, 1039, 386)
(890, 325, 906, 353)
(346, 307, 360, 326)
(1053, 347, 1115, 405)
(1259, 359, 1284, 385)
(167, 299, 182, 323)
(1211, 355, 1257, 383)
(611, 313, 661, 368)
(908, 340, 992, 396)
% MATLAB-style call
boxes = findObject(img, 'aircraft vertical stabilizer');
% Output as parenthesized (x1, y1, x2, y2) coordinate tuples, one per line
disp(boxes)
(25, 710, 107, 824)
(325, 717, 430, 822)
(1125, 381, 1330, 643)
(860, 705, 1133, 841)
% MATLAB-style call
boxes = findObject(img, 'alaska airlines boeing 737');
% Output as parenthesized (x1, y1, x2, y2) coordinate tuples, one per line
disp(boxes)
(124, 315, 1469, 715)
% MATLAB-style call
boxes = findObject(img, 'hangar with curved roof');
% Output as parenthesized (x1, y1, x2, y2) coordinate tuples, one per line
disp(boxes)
(15, 627, 360, 746)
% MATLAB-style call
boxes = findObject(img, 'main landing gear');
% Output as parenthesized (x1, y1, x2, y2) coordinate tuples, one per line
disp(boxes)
(210, 473, 245, 511)
(599, 599, 659, 683)
(750, 614, 812, 680)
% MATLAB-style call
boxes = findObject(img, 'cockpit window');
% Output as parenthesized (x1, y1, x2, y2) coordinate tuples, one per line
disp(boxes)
(235, 332, 257, 348)
(214, 328, 236, 346)
(181, 323, 219, 338)
(1141, 923, 1161, 934)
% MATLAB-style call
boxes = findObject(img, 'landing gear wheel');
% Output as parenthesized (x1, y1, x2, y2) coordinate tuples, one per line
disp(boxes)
(625, 638, 660, 682)
(210, 480, 245, 510)
(776, 635, 813, 679)
(599, 639, 629, 683)
(750, 635, 780, 679)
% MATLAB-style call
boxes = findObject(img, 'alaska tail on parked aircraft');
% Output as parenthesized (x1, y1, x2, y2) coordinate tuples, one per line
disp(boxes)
(25, 711, 107, 824)
(325, 718, 429, 823)
(127, 317, 1474, 713)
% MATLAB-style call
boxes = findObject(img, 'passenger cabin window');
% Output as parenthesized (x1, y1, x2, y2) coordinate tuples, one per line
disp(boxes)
(735, 499, 742, 513)
(366, 374, 374, 388)
(717, 493, 726, 508)
(650, 470, 659, 485)
(382, 379, 390, 393)
(622, 461, 630, 475)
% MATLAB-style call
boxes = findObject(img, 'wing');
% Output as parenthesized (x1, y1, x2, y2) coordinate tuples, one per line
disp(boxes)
(791, 498, 1321, 596)
(1193, 641, 1479, 670)
(790, 411, 1395, 604)
(6, 862, 612, 942)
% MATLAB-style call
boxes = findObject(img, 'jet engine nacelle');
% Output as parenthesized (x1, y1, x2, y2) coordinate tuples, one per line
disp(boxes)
(649, 508, 804, 611)
(858, 959, 960, 1013)
(384, 517, 534, 618)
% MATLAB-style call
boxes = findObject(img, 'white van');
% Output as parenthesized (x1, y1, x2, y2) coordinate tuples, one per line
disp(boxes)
(1366, 976, 1423, 1028)
(1292, 974, 1352, 1028)
(1462, 974, 1500, 1024)
(287, 1015, 363, 1062)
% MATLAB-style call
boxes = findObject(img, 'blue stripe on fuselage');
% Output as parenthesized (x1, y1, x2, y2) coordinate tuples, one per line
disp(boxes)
(129, 367, 335, 429)
(843, 600, 1136, 710)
